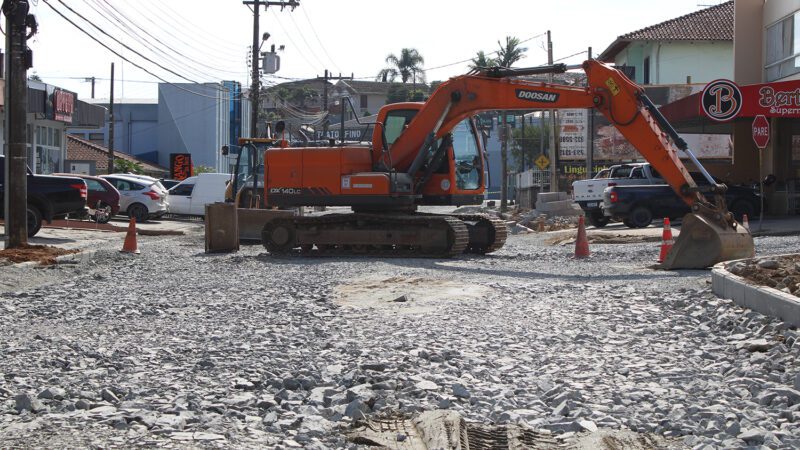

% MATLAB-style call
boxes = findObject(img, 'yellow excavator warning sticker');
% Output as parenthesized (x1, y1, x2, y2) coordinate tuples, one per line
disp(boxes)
(605, 78, 621, 96)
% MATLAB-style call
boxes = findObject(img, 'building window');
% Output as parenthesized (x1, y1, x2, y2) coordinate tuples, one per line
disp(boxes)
(360, 94, 368, 109)
(766, 11, 800, 82)
(89, 133, 105, 144)
(34, 125, 63, 174)
(643, 57, 650, 84)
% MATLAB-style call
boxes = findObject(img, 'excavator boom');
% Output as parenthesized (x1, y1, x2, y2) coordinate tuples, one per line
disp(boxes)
(382, 60, 754, 268)
(259, 60, 753, 268)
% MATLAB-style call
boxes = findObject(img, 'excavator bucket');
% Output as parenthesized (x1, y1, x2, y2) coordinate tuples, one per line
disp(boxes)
(659, 212, 755, 269)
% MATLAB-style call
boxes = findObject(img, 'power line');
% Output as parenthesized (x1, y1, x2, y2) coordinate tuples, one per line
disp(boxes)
(87, 0, 245, 77)
(425, 32, 547, 72)
(299, 4, 341, 73)
(553, 50, 588, 63)
(50, 0, 200, 83)
(79, 0, 221, 83)
(42, 0, 234, 100)
(286, 12, 328, 71)
(268, 7, 321, 72)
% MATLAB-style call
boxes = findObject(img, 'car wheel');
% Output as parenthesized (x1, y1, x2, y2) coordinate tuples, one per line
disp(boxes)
(27, 205, 43, 237)
(629, 206, 653, 228)
(128, 203, 149, 223)
(588, 211, 610, 228)
(730, 200, 755, 223)
(93, 202, 113, 224)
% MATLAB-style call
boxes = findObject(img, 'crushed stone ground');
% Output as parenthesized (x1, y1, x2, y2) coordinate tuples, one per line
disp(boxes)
(0, 230, 799, 449)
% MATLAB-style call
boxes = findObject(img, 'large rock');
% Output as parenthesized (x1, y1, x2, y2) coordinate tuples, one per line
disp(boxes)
(14, 393, 45, 413)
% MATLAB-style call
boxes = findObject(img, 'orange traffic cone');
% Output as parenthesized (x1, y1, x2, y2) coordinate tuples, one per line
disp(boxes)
(120, 217, 140, 254)
(742, 214, 750, 231)
(574, 215, 590, 258)
(658, 218, 674, 263)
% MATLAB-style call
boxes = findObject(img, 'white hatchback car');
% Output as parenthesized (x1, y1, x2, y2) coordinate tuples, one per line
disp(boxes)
(101, 174, 169, 222)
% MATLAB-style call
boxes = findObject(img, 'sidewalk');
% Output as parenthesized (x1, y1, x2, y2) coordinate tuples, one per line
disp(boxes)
(596, 215, 800, 237)
(0, 217, 203, 251)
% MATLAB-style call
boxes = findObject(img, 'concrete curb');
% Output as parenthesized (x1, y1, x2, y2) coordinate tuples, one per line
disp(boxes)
(712, 255, 800, 328)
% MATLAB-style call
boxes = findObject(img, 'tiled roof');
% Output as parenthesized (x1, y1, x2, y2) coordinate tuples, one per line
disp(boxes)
(599, 1, 733, 61)
(66, 135, 168, 175)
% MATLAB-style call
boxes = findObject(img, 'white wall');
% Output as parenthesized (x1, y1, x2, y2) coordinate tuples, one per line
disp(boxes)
(616, 41, 732, 85)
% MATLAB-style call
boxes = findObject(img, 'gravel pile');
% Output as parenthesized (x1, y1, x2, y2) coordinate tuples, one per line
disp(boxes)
(728, 255, 800, 296)
(0, 232, 799, 448)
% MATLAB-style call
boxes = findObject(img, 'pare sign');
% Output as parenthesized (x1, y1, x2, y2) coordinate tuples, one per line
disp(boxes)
(752, 115, 770, 149)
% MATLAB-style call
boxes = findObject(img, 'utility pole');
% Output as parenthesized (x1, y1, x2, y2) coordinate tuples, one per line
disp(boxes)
(316, 69, 352, 139)
(546, 30, 558, 192)
(520, 113, 526, 171)
(3, 0, 35, 248)
(244, 0, 299, 139)
(500, 112, 508, 212)
(585, 46, 594, 179)
(84, 76, 96, 99)
(108, 63, 114, 174)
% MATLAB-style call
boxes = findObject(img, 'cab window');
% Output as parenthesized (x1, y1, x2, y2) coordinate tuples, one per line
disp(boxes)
(452, 119, 481, 190)
(383, 109, 418, 146)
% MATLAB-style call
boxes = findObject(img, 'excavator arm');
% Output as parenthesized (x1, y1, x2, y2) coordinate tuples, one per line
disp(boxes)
(386, 60, 754, 269)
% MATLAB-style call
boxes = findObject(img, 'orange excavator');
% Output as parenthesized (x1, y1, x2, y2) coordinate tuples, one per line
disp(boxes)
(258, 60, 754, 269)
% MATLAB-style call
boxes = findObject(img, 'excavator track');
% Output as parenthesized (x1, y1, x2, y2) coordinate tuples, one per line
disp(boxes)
(262, 213, 469, 258)
(450, 214, 508, 254)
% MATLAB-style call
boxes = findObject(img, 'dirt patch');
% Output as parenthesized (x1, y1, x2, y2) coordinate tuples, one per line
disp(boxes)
(0, 244, 80, 265)
(333, 275, 492, 314)
(727, 255, 800, 297)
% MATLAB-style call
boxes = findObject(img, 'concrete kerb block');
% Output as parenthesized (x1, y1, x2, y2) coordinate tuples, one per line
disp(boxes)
(712, 258, 800, 328)
(536, 192, 569, 204)
(536, 200, 576, 212)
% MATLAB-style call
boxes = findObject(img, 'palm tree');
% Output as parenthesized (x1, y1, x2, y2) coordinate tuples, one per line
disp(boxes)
(493, 36, 527, 212)
(377, 48, 425, 83)
(469, 51, 497, 70)
(496, 36, 527, 68)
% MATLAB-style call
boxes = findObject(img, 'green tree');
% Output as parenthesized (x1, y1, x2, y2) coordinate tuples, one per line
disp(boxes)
(114, 159, 144, 174)
(288, 86, 318, 108)
(469, 51, 498, 69)
(27, 72, 42, 82)
(377, 48, 425, 83)
(386, 84, 409, 104)
(193, 165, 214, 175)
(496, 36, 527, 67)
(493, 35, 527, 212)
(409, 89, 425, 102)
(510, 120, 550, 170)
(428, 80, 443, 94)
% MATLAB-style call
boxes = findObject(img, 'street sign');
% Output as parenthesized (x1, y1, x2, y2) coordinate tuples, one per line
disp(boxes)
(752, 115, 770, 149)
(535, 154, 550, 170)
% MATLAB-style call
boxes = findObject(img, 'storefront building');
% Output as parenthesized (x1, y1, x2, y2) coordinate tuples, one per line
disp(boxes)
(660, 0, 800, 215)
(0, 80, 105, 174)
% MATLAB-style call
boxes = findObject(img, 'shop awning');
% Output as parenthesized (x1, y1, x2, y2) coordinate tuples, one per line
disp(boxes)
(659, 78, 800, 133)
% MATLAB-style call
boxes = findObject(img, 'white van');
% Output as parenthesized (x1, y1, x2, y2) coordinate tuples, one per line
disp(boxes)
(167, 173, 232, 216)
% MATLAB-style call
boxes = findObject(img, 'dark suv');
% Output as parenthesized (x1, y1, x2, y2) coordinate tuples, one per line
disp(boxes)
(0, 156, 88, 236)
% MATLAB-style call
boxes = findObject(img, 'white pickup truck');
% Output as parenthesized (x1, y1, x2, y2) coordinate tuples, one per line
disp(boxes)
(572, 163, 664, 227)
